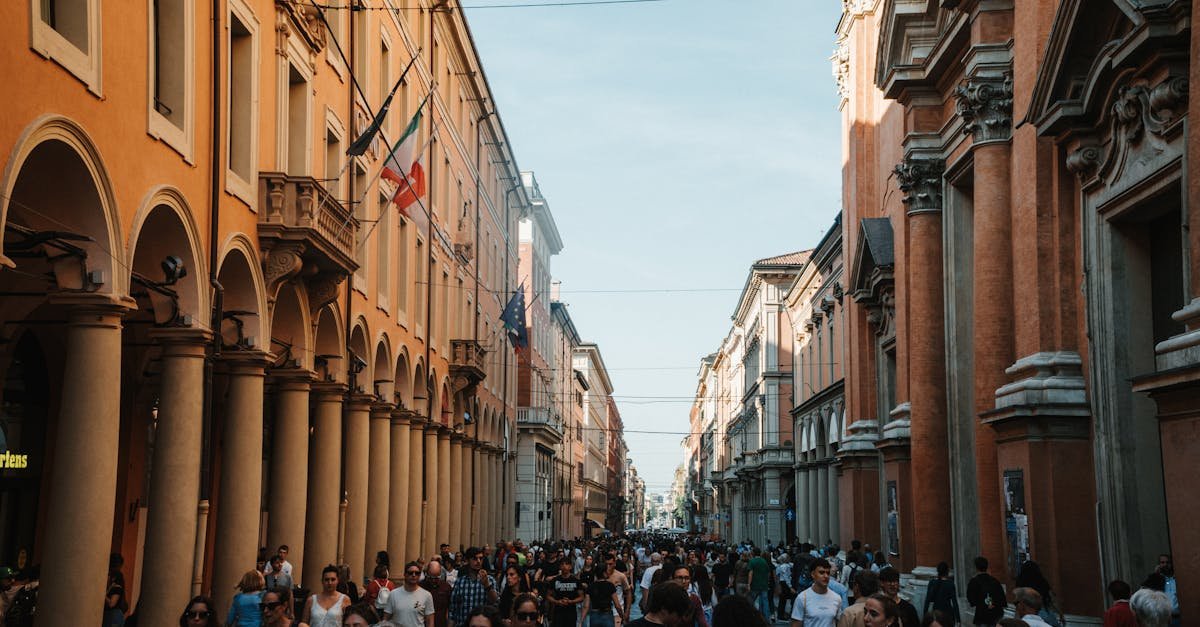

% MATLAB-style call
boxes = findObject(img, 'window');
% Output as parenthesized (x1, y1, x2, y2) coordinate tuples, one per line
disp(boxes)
(323, 4, 345, 77)
(353, 164, 368, 288)
(31, 0, 101, 94)
(440, 268, 450, 349)
(285, 62, 310, 176)
(352, 0, 367, 87)
(148, 0, 194, 158)
(325, 118, 344, 198)
(225, 1, 258, 206)
(376, 193, 391, 310)
(416, 237, 426, 337)
(397, 218, 409, 317)
(379, 34, 391, 133)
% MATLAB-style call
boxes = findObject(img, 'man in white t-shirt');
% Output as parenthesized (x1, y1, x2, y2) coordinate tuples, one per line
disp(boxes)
(790, 558, 842, 627)
(262, 545, 293, 579)
(639, 553, 663, 611)
(385, 561, 437, 627)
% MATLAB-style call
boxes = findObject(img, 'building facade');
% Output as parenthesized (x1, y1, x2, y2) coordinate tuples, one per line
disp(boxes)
(786, 215, 845, 550)
(706, 253, 806, 546)
(0, 1, 538, 625)
(834, 0, 1200, 619)
(574, 343, 613, 534)
(513, 171, 564, 540)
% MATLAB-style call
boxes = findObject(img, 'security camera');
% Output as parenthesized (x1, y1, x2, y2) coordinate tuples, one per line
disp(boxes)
(463, 412, 474, 425)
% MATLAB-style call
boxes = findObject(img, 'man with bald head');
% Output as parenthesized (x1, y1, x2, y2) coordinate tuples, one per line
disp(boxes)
(421, 559, 453, 627)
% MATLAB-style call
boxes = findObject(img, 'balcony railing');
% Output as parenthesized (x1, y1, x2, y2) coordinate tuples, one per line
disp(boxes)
(258, 172, 359, 275)
(518, 407, 564, 437)
(450, 339, 487, 394)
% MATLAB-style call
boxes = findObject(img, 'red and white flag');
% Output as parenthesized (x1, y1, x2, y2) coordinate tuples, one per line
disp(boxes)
(381, 110, 426, 218)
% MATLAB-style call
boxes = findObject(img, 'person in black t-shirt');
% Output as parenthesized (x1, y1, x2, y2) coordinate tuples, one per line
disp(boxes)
(583, 563, 621, 627)
(546, 558, 585, 627)
(711, 553, 733, 599)
(966, 557, 1006, 626)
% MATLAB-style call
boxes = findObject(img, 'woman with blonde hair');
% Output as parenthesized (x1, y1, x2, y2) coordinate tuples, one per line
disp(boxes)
(227, 569, 267, 626)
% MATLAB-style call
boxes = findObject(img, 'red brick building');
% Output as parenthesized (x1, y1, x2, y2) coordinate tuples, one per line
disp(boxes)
(836, 0, 1199, 619)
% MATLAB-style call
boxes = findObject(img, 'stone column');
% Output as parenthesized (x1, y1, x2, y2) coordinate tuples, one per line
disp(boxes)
(895, 156, 953, 566)
(424, 423, 440, 555)
(958, 74, 1015, 575)
(303, 382, 347, 591)
(490, 450, 501, 540)
(816, 460, 831, 545)
(405, 418, 424, 560)
(470, 441, 482, 545)
(342, 394, 372, 583)
(267, 369, 312, 584)
(827, 460, 840, 545)
(139, 329, 211, 627)
(795, 465, 810, 542)
(437, 429, 452, 546)
(367, 402, 395, 572)
(449, 433, 464, 550)
(391, 410, 415, 562)
(37, 296, 131, 627)
(807, 456, 819, 543)
(212, 351, 270, 615)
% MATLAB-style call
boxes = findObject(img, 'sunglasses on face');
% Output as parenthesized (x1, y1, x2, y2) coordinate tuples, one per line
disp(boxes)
(187, 610, 213, 620)
(406, 570, 422, 576)
(516, 612, 539, 621)
(260, 601, 285, 611)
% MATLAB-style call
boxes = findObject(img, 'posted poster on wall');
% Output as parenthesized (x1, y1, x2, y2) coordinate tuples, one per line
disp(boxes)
(886, 481, 900, 557)
(1004, 470, 1029, 575)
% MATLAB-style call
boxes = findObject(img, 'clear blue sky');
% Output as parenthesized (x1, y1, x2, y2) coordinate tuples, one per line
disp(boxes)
(466, 0, 845, 496)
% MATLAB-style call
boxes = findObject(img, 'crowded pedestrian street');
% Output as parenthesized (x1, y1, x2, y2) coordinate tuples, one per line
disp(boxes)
(0, 0, 1195, 626)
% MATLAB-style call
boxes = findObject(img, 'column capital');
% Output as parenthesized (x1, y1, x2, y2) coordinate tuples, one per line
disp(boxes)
(218, 350, 272, 375)
(392, 408, 422, 424)
(424, 420, 443, 434)
(450, 431, 466, 443)
(269, 367, 315, 390)
(955, 73, 1013, 144)
(345, 393, 375, 411)
(437, 426, 452, 440)
(894, 157, 946, 215)
(311, 380, 349, 399)
(370, 402, 396, 419)
(51, 292, 137, 326)
(149, 327, 213, 357)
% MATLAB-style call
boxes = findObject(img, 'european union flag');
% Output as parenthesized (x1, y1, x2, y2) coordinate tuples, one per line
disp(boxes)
(500, 286, 528, 353)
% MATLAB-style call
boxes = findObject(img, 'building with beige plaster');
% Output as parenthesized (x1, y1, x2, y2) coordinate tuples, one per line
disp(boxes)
(0, 1, 540, 625)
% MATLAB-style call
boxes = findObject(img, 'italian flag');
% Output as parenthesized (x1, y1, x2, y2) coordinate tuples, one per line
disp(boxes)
(381, 110, 426, 217)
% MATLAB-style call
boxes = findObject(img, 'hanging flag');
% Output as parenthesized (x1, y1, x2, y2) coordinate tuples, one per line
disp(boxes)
(500, 285, 529, 353)
(381, 110, 426, 219)
(347, 54, 421, 157)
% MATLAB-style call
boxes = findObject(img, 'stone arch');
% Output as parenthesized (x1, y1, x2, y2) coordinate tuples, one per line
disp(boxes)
(814, 408, 829, 458)
(412, 359, 428, 416)
(828, 407, 841, 444)
(348, 319, 370, 392)
(427, 369, 441, 424)
(372, 334, 393, 400)
(0, 115, 125, 294)
(439, 378, 452, 425)
(393, 348, 412, 409)
(269, 281, 312, 370)
(313, 304, 345, 382)
(127, 187, 208, 323)
(216, 235, 268, 348)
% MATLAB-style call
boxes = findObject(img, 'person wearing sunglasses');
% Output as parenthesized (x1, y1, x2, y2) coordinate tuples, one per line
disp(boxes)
(383, 561, 436, 627)
(511, 592, 543, 627)
(260, 587, 300, 627)
(179, 595, 219, 627)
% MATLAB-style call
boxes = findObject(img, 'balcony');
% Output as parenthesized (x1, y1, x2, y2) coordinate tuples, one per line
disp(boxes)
(450, 339, 487, 395)
(258, 172, 359, 277)
(517, 407, 564, 440)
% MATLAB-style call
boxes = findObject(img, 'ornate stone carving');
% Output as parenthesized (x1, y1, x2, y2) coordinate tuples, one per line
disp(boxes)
(276, 0, 326, 54)
(307, 272, 345, 316)
(894, 157, 945, 214)
(263, 243, 306, 304)
(841, 0, 879, 15)
(1065, 145, 1101, 178)
(831, 40, 850, 104)
(955, 74, 1013, 143)
(1112, 79, 1188, 142)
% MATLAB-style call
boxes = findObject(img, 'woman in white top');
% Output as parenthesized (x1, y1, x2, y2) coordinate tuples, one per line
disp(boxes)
(303, 565, 350, 627)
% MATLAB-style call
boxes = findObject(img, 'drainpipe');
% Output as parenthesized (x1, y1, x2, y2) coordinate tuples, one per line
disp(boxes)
(202, 0, 224, 504)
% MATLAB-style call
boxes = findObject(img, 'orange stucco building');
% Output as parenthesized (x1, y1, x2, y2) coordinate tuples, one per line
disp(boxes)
(835, 0, 1199, 620)
(0, 1, 533, 625)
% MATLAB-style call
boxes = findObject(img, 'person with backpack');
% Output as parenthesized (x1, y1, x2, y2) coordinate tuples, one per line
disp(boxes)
(365, 563, 396, 613)
(966, 557, 1006, 627)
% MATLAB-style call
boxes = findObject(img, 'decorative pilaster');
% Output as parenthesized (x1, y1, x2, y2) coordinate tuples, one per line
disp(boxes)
(893, 157, 945, 215)
(955, 73, 1014, 144)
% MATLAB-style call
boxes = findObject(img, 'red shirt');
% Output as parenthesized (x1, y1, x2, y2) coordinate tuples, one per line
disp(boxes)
(1103, 600, 1137, 627)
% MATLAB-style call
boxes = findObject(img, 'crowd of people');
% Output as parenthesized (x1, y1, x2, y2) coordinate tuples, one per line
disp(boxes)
(0, 533, 1182, 627)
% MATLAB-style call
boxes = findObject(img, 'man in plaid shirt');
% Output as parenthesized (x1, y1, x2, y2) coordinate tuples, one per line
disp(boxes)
(449, 546, 498, 626)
